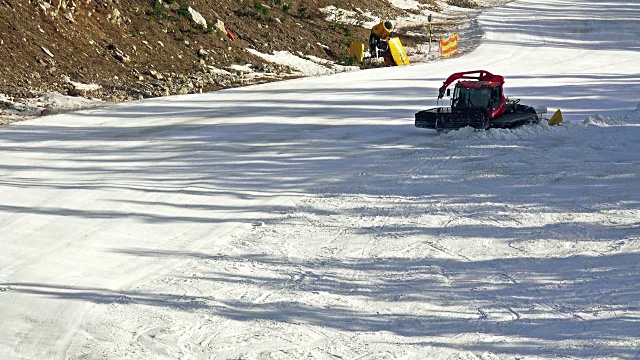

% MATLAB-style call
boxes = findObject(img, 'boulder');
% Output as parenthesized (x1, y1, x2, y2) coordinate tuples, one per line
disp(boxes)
(197, 48, 209, 59)
(40, 107, 53, 116)
(214, 19, 226, 33)
(188, 7, 207, 28)
(146, 69, 164, 80)
(68, 81, 101, 97)
(106, 44, 130, 63)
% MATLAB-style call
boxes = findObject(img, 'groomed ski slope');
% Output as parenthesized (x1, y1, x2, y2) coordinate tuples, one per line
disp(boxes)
(1, 0, 639, 359)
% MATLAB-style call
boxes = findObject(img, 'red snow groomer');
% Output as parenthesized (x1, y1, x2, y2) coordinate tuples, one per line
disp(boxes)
(415, 70, 540, 131)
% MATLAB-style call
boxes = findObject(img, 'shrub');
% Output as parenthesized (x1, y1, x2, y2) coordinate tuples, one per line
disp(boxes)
(336, 54, 359, 66)
(150, 0, 165, 19)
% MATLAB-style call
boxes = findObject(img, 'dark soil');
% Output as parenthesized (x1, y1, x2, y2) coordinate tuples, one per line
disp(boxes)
(0, 0, 479, 109)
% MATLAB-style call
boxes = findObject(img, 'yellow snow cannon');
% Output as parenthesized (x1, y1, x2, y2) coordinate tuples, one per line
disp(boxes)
(372, 21, 393, 39)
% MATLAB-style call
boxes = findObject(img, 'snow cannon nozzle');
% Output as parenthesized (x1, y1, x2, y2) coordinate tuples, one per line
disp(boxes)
(372, 21, 393, 39)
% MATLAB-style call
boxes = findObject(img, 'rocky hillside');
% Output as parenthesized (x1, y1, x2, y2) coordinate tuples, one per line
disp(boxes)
(0, 0, 470, 103)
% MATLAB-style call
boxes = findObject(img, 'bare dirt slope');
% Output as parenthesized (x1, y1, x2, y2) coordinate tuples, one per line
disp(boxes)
(0, 0, 483, 126)
(0, 0, 433, 100)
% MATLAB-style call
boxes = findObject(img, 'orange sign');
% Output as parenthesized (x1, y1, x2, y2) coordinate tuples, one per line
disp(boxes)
(440, 34, 458, 57)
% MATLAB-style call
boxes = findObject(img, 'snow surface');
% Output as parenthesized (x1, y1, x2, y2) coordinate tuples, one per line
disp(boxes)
(247, 49, 359, 77)
(0, 92, 103, 118)
(1, 0, 640, 359)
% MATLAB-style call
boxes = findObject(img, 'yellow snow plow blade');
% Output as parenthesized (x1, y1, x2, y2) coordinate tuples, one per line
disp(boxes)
(548, 109, 563, 126)
(388, 37, 410, 66)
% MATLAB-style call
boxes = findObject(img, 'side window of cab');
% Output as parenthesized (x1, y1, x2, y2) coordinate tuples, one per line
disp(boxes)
(491, 86, 502, 109)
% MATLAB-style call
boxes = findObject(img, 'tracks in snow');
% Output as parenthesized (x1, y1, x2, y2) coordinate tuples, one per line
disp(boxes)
(67, 121, 640, 358)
